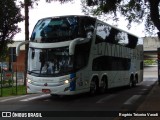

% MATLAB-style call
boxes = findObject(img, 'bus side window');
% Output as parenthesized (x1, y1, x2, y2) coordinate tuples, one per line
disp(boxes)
(75, 54, 85, 69)
(105, 28, 119, 44)
(86, 25, 94, 39)
(126, 34, 138, 49)
(95, 23, 111, 44)
(74, 42, 91, 70)
(79, 17, 95, 38)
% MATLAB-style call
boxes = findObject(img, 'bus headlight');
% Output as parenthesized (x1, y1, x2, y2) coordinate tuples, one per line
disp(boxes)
(59, 79, 70, 85)
(27, 79, 32, 84)
(64, 79, 69, 84)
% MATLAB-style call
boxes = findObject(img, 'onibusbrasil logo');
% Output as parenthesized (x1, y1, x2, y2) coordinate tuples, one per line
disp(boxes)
(1, 112, 42, 118)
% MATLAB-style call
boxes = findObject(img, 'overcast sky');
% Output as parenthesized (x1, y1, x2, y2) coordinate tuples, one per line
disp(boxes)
(13, 0, 145, 41)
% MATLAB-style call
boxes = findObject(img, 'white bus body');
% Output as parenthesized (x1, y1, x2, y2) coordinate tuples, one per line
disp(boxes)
(16, 15, 143, 95)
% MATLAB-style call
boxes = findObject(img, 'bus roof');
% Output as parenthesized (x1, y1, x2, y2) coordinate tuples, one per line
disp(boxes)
(38, 15, 92, 21)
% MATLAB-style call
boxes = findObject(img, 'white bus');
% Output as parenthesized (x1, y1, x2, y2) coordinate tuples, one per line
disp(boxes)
(16, 15, 143, 95)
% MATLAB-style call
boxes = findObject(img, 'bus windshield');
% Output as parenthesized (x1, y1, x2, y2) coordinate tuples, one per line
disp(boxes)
(28, 46, 74, 77)
(30, 16, 96, 43)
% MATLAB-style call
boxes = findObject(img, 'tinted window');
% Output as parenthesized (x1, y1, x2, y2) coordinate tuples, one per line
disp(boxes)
(95, 22, 138, 49)
(30, 16, 96, 43)
(96, 23, 111, 43)
(30, 17, 79, 42)
(74, 41, 91, 70)
(92, 56, 131, 71)
(126, 34, 138, 48)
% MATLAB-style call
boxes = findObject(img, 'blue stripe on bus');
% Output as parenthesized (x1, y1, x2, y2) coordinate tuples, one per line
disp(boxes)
(70, 73, 76, 91)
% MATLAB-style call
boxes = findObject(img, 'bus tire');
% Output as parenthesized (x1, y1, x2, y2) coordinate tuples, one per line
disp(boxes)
(129, 75, 136, 88)
(99, 76, 108, 93)
(90, 77, 98, 95)
(135, 74, 138, 83)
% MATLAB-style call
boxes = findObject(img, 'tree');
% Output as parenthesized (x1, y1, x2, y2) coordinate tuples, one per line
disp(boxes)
(19, 0, 39, 85)
(148, 0, 160, 37)
(45, 0, 72, 3)
(0, 0, 23, 61)
(45, 0, 160, 38)
(83, 0, 160, 38)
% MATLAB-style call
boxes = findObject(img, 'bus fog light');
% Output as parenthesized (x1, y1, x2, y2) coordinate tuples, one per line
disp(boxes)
(64, 87, 70, 91)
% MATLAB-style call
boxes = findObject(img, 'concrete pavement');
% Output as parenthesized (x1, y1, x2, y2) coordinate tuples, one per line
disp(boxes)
(129, 81, 160, 120)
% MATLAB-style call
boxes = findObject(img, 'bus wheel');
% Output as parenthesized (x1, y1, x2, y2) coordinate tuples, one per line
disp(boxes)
(129, 80, 133, 88)
(100, 77, 108, 93)
(129, 76, 136, 88)
(135, 74, 138, 84)
(90, 78, 98, 95)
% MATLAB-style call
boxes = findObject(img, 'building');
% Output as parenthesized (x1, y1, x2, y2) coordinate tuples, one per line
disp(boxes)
(8, 41, 25, 72)
(143, 37, 159, 60)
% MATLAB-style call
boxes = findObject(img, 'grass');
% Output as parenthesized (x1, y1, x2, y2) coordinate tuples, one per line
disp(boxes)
(0, 85, 26, 97)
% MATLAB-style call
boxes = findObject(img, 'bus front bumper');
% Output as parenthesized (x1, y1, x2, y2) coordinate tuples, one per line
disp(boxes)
(27, 82, 86, 95)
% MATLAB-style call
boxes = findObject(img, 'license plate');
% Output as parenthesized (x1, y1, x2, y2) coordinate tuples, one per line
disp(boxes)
(42, 89, 51, 93)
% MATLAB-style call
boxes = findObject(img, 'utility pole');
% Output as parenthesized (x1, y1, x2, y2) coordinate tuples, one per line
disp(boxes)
(24, 0, 29, 86)
(158, 48, 160, 85)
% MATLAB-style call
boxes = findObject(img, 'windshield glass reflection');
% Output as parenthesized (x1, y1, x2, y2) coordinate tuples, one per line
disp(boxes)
(28, 47, 73, 77)
(30, 16, 96, 43)
(30, 16, 79, 42)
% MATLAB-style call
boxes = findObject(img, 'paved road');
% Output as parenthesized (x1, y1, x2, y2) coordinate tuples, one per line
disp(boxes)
(0, 66, 157, 120)
(144, 66, 157, 78)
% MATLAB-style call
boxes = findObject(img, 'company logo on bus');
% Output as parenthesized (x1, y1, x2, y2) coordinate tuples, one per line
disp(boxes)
(44, 83, 48, 86)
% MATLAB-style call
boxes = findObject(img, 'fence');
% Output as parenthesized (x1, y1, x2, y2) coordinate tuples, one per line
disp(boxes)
(0, 63, 26, 97)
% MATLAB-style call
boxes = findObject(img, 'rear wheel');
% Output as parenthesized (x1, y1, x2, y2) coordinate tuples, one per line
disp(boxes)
(135, 75, 138, 84)
(90, 78, 98, 95)
(129, 80, 132, 88)
(99, 77, 108, 93)
(129, 75, 136, 88)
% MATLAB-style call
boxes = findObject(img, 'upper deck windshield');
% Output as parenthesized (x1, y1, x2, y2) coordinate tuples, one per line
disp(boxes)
(30, 16, 96, 43)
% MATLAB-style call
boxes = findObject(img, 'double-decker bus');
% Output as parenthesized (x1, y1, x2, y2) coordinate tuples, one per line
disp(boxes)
(16, 15, 143, 95)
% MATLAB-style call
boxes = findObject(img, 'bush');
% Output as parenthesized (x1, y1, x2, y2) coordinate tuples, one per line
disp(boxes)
(144, 60, 157, 65)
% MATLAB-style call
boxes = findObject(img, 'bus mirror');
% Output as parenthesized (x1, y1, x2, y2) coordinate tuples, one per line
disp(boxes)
(16, 41, 29, 56)
(69, 38, 89, 55)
